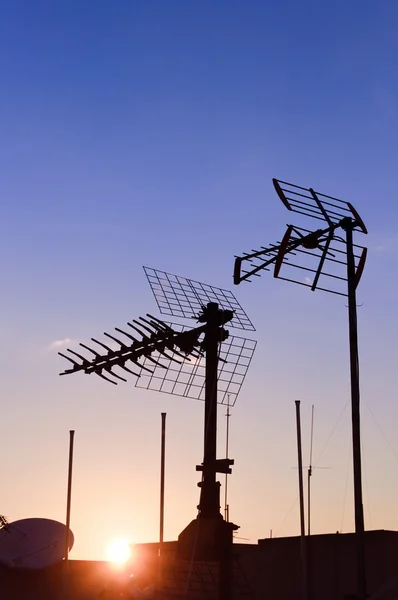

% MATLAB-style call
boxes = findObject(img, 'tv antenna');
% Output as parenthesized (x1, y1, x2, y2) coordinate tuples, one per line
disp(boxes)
(59, 267, 256, 567)
(234, 178, 368, 600)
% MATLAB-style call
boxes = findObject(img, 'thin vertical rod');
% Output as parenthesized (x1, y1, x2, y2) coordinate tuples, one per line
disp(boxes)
(65, 430, 75, 562)
(345, 222, 366, 600)
(64, 430, 75, 600)
(307, 405, 314, 600)
(159, 412, 166, 552)
(307, 405, 314, 537)
(295, 401, 308, 600)
(224, 396, 231, 521)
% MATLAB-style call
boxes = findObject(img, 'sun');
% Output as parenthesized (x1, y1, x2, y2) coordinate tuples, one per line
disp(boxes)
(106, 538, 132, 564)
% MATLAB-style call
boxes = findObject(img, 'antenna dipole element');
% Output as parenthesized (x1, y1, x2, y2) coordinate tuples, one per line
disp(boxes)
(58, 316, 205, 385)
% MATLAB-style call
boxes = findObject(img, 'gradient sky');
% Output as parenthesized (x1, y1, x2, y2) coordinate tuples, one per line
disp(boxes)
(1, 1, 398, 560)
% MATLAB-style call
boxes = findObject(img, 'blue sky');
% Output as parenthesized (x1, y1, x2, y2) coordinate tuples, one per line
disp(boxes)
(1, 1, 398, 560)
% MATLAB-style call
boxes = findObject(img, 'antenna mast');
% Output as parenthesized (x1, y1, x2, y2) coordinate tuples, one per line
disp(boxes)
(308, 405, 314, 537)
(224, 395, 231, 521)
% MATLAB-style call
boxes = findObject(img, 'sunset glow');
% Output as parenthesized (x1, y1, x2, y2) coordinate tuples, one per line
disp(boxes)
(106, 539, 132, 564)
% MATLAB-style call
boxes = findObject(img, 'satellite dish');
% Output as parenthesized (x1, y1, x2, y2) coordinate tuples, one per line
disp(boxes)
(0, 518, 74, 569)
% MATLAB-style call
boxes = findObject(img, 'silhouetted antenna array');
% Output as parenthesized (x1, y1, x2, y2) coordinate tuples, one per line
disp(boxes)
(234, 178, 367, 296)
(0, 515, 9, 530)
(144, 266, 255, 331)
(233, 177, 368, 600)
(136, 321, 256, 406)
(137, 267, 256, 405)
(59, 314, 206, 386)
(273, 178, 367, 226)
(59, 310, 255, 400)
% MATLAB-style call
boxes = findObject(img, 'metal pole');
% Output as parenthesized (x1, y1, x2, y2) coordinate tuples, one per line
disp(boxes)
(64, 430, 75, 599)
(295, 401, 308, 600)
(160, 413, 166, 552)
(224, 396, 231, 521)
(307, 471, 311, 538)
(307, 405, 314, 600)
(158, 413, 166, 594)
(200, 303, 230, 600)
(307, 405, 314, 537)
(344, 221, 366, 600)
(199, 302, 221, 518)
(65, 430, 75, 560)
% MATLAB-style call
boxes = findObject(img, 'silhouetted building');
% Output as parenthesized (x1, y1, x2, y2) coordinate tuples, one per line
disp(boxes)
(2, 530, 398, 599)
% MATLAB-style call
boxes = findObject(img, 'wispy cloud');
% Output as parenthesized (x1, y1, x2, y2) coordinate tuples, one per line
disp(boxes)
(49, 338, 75, 350)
